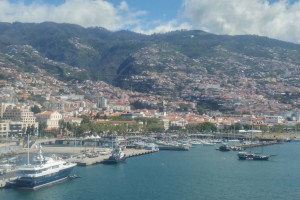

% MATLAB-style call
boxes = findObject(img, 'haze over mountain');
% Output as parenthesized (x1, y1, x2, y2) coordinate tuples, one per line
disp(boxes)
(1, 22, 300, 113)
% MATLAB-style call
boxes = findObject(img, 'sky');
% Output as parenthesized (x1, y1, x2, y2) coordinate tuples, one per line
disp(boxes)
(1, 0, 300, 43)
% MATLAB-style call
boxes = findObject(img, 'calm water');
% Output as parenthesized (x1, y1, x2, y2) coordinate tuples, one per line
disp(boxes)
(1, 142, 300, 200)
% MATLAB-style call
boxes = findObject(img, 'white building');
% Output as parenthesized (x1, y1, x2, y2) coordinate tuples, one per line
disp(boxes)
(264, 115, 285, 124)
(0, 102, 15, 118)
(0, 120, 9, 137)
(35, 111, 62, 129)
(1, 106, 38, 136)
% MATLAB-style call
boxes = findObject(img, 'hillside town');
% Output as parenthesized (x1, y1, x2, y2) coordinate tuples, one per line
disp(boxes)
(0, 66, 299, 139)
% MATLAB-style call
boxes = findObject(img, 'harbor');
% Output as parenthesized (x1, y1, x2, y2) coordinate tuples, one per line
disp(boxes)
(0, 134, 290, 189)
(0, 145, 159, 188)
(1, 141, 298, 200)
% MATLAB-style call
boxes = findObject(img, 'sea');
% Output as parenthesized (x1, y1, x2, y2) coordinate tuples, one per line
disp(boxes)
(1, 142, 300, 200)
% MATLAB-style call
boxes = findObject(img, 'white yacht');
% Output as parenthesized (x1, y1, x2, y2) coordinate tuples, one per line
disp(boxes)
(13, 144, 77, 190)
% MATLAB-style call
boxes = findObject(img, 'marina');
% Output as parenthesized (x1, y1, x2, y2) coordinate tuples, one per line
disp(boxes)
(0, 146, 158, 188)
(0, 134, 290, 190)
(0, 142, 299, 200)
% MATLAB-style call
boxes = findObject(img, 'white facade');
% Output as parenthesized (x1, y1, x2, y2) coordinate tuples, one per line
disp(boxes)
(0, 103, 15, 118)
(0, 120, 9, 137)
(264, 116, 285, 124)
(36, 111, 62, 129)
(1, 106, 38, 136)
(169, 118, 188, 129)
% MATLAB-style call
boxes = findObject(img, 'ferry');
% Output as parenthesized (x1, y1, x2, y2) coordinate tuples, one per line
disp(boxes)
(13, 144, 77, 190)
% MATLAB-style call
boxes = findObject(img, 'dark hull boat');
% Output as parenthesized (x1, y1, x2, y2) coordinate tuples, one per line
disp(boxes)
(253, 154, 270, 161)
(13, 144, 76, 190)
(102, 155, 126, 164)
(102, 144, 126, 164)
(238, 152, 270, 161)
(14, 167, 75, 190)
(218, 143, 231, 151)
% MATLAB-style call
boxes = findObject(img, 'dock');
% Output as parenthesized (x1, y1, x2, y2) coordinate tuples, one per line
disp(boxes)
(69, 148, 159, 166)
(240, 141, 280, 149)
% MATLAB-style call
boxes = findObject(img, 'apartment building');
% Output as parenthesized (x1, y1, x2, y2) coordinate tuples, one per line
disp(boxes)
(1, 106, 38, 136)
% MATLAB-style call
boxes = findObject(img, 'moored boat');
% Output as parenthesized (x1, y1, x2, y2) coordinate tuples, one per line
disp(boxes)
(253, 154, 270, 161)
(237, 151, 254, 160)
(13, 144, 77, 190)
(237, 151, 270, 161)
(102, 143, 126, 164)
(218, 143, 231, 151)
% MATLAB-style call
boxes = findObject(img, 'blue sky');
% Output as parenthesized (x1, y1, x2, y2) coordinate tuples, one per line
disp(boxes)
(2, 0, 300, 43)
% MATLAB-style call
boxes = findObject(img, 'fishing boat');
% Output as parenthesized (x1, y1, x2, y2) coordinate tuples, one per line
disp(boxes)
(13, 144, 77, 190)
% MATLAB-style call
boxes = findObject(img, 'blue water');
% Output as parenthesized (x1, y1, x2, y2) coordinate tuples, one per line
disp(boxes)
(1, 142, 300, 200)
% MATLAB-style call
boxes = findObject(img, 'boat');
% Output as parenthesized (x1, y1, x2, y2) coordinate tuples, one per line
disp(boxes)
(237, 151, 270, 161)
(218, 143, 231, 151)
(253, 154, 270, 161)
(202, 140, 215, 146)
(13, 144, 77, 190)
(237, 151, 254, 160)
(237, 130, 270, 161)
(102, 143, 126, 164)
(230, 145, 244, 151)
(144, 143, 159, 151)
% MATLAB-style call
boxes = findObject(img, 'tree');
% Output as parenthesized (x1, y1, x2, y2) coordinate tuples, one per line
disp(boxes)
(81, 115, 91, 124)
(38, 122, 48, 137)
(31, 105, 41, 114)
(270, 124, 285, 133)
(197, 122, 217, 133)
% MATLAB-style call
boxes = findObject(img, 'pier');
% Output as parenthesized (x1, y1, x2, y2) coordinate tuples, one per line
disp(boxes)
(240, 140, 280, 149)
(69, 148, 159, 166)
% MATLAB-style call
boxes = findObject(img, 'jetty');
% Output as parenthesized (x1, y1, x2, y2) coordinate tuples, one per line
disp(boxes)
(239, 140, 280, 149)
(68, 148, 159, 166)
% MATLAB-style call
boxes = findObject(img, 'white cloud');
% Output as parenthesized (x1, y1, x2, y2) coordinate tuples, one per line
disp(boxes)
(0, 0, 144, 30)
(133, 20, 192, 35)
(1, 0, 300, 43)
(181, 0, 300, 43)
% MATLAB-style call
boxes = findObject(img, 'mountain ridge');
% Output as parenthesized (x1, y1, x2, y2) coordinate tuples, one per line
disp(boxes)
(1, 22, 300, 113)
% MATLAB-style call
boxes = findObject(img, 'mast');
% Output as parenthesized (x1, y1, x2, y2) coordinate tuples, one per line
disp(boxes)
(27, 133, 30, 165)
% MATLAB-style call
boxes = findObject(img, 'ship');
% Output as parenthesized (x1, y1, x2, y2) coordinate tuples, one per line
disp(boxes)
(13, 144, 77, 190)
(218, 143, 231, 151)
(237, 151, 270, 161)
(102, 143, 126, 164)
